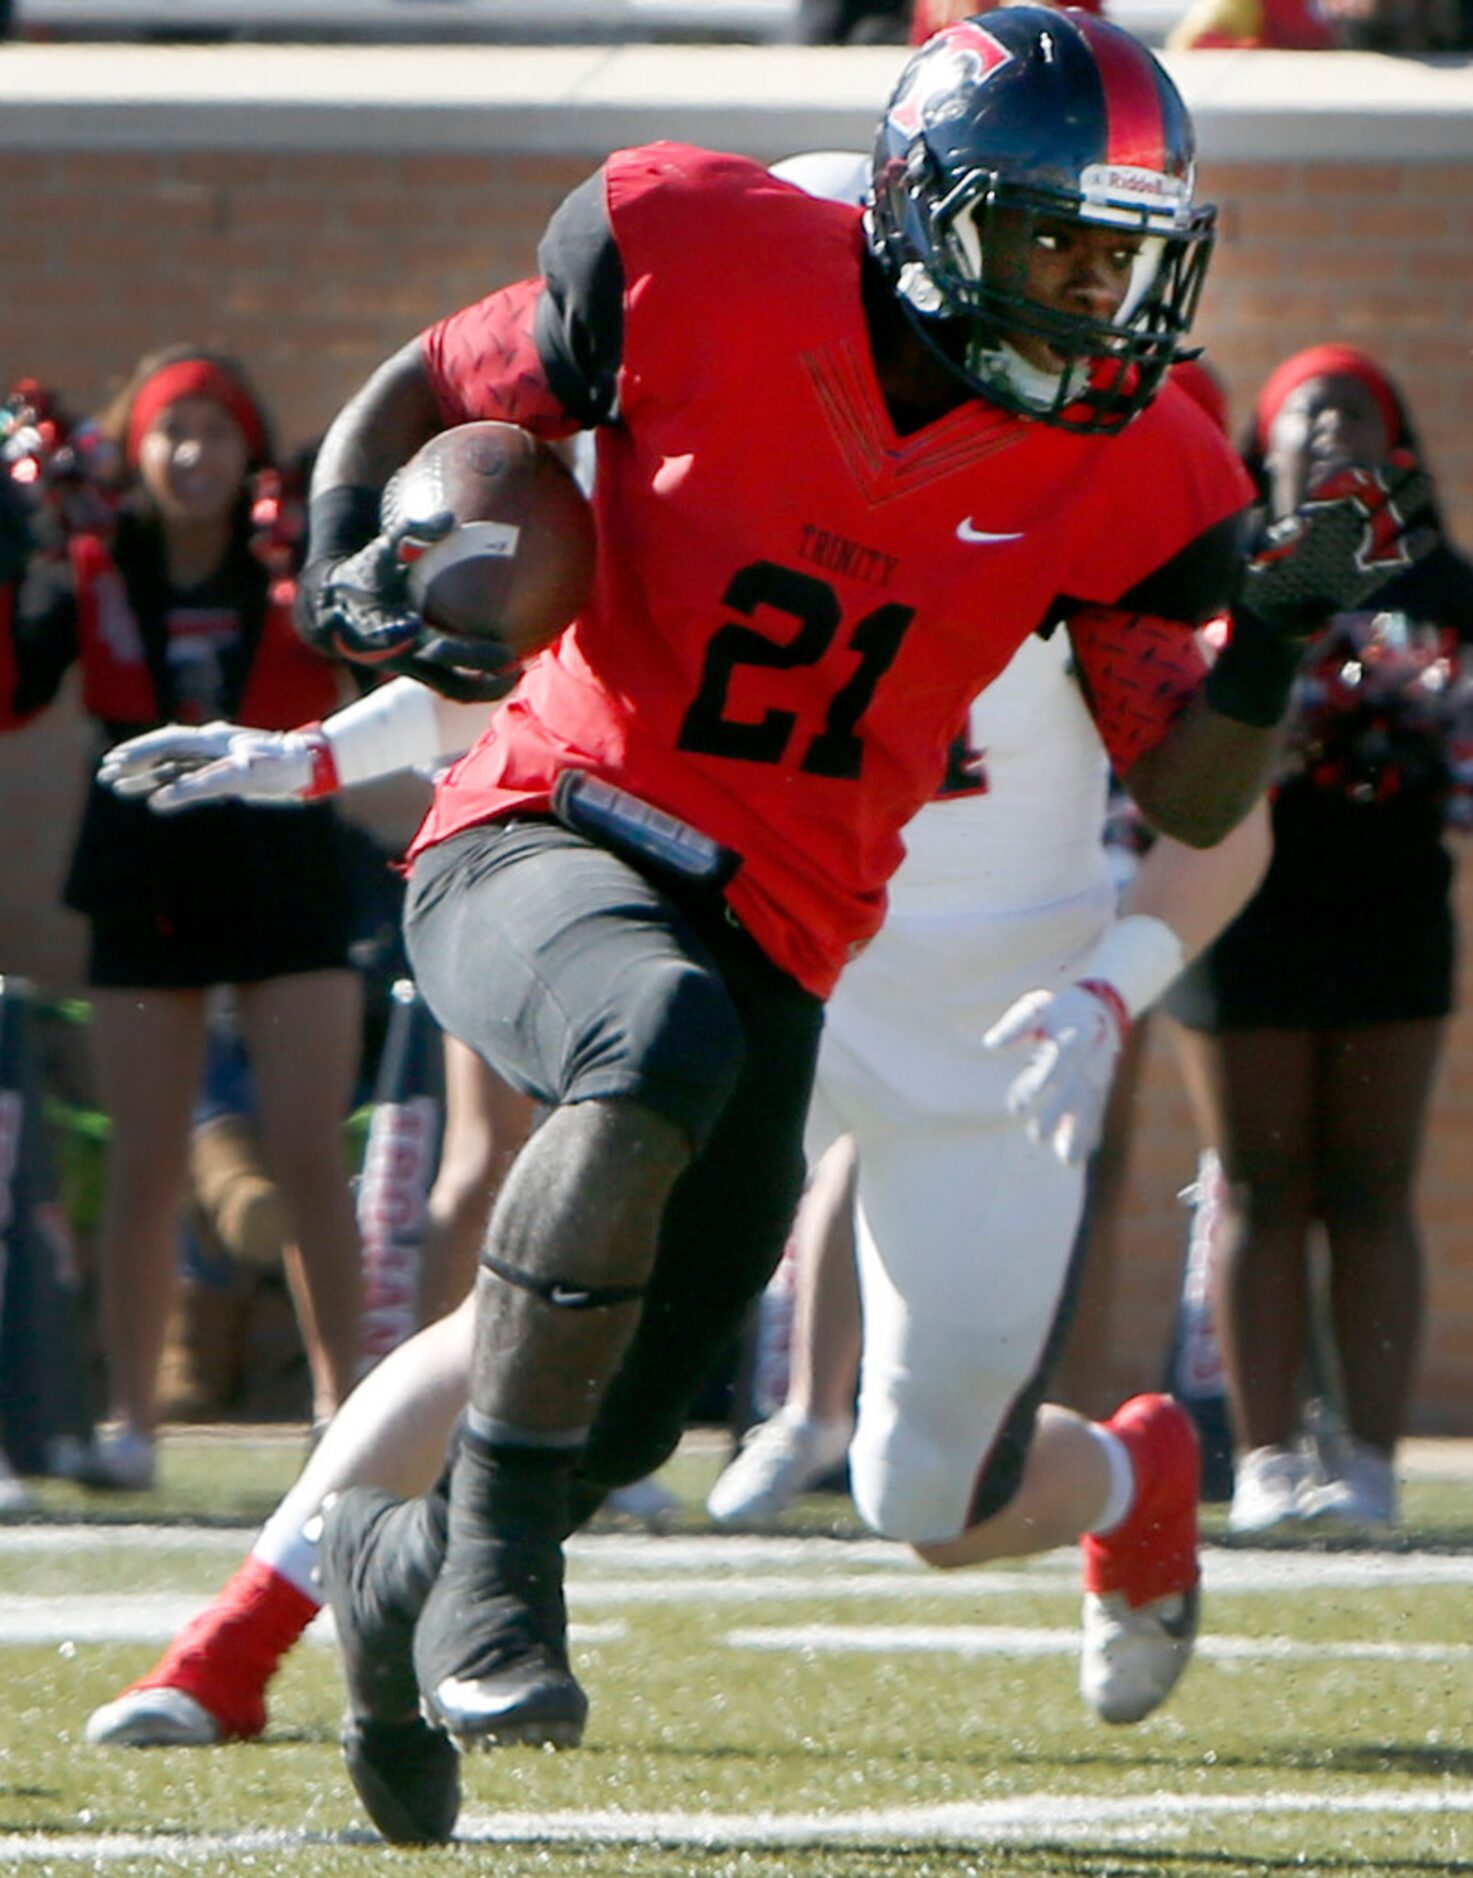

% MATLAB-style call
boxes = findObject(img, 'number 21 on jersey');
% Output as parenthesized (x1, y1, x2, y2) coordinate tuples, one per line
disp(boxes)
(676, 560, 914, 781)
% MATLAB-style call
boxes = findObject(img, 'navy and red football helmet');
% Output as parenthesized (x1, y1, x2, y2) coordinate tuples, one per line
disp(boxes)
(867, 7, 1215, 433)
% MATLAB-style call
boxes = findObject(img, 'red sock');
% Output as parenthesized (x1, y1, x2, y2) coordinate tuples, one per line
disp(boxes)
(1081, 1394, 1200, 1609)
(127, 1555, 320, 1740)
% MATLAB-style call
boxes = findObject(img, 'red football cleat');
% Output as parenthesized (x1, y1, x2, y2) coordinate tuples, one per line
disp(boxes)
(1079, 1393, 1201, 1724)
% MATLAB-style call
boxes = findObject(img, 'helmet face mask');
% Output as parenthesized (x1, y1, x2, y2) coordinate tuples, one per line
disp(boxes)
(867, 9, 1217, 434)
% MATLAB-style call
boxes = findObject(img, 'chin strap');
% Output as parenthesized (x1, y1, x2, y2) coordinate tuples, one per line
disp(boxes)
(480, 1250, 646, 1312)
(966, 333, 1084, 411)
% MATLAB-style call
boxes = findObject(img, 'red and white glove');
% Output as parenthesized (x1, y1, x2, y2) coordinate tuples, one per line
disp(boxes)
(983, 915, 1185, 1168)
(984, 980, 1128, 1168)
(99, 721, 337, 812)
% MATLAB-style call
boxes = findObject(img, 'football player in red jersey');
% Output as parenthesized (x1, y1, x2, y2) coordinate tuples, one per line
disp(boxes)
(288, 8, 1433, 1838)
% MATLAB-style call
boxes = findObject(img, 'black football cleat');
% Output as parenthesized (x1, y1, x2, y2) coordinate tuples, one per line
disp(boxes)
(339, 1716, 461, 1847)
(412, 1439, 588, 1751)
(314, 1486, 461, 1845)
(415, 1573, 590, 1751)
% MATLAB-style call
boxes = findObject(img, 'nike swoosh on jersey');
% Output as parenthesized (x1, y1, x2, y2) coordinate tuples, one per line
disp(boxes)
(956, 519, 1025, 544)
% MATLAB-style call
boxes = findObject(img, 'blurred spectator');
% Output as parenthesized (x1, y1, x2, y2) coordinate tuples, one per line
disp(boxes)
(792, 0, 910, 40)
(1168, 0, 1339, 48)
(1169, 0, 1470, 49)
(1324, 0, 1473, 48)
(159, 993, 377, 1424)
(1167, 345, 1473, 1534)
(0, 1448, 28, 1512)
(910, 0, 1100, 37)
(0, 347, 367, 1489)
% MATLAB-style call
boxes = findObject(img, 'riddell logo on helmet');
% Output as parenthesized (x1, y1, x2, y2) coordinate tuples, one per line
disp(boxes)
(1081, 164, 1186, 216)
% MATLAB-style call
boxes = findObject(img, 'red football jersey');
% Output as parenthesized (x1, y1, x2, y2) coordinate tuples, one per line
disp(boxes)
(410, 145, 1249, 996)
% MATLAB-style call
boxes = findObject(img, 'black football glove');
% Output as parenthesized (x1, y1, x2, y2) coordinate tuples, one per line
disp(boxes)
(298, 510, 453, 665)
(298, 510, 520, 704)
(393, 630, 524, 705)
(1238, 451, 1439, 636)
(1209, 452, 1441, 728)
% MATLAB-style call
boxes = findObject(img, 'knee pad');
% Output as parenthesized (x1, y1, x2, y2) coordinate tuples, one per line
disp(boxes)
(849, 1332, 1031, 1545)
(849, 1415, 975, 1546)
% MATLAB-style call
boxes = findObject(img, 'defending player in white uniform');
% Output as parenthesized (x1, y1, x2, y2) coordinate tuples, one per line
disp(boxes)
(819, 627, 1168, 1545)
(718, 620, 1264, 1552)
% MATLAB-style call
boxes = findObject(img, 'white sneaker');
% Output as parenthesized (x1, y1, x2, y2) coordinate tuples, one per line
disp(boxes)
(85, 1686, 221, 1748)
(705, 1409, 852, 1526)
(1227, 1445, 1308, 1536)
(1299, 1438, 1397, 1531)
(0, 1451, 31, 1514)
(74, 1426, 156, 1493)
(603, 1475, 679, 1528)
(1080, 1585, 1200, 1725)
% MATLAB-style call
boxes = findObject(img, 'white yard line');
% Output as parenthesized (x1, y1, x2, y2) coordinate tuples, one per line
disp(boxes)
(728, 1622, 1473, 1664)
(0, 1525, 255, 1554)
(0, 1598, 624, 1647)
(567, 1552, 1473, 1597)
(4, 1525, 1472, 1591)
(4, 1587, 1462, 1667)
(2, 1786, 1471, 1861)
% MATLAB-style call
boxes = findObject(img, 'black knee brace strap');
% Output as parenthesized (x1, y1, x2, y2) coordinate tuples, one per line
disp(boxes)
(480, 1251, 646, 1311)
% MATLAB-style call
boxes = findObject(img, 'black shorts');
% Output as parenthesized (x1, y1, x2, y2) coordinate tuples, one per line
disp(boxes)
(67, 783, 358, 991)
(1167, 800, 1456, 1033)
(405, 817, 825, 1490)
(1167, 888, 1456, 1033)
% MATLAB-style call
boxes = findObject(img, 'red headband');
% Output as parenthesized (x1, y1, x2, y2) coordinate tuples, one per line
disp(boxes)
(1254, 345, 1404, 455)
(126, 359, 268, 467)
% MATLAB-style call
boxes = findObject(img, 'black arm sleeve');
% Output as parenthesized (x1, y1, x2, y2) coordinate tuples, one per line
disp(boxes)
(1114, 511, 1247, 626)
(534, 167, 627, 430)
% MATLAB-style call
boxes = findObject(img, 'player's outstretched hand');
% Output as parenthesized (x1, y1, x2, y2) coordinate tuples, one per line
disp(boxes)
(983, 980, 1128, 1168)
(99, 721, 335, 812)
(1237, 450, 1440, 637)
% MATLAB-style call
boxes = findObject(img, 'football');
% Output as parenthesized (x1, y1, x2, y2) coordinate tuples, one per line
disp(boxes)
(381, 421, 596, 659)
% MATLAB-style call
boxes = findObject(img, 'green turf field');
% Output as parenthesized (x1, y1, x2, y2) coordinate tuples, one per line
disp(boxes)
(1, 1431, 1470, 1877)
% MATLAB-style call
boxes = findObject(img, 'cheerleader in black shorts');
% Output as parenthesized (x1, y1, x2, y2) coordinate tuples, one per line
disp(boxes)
(1168, 345, 1473, 1534)
(0, 348, 367, 1487)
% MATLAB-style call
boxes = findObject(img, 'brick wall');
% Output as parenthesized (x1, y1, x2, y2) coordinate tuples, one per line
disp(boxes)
(1, 49, 1470, 1429)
